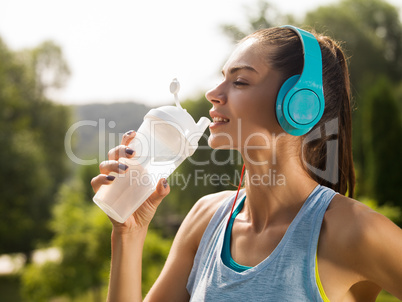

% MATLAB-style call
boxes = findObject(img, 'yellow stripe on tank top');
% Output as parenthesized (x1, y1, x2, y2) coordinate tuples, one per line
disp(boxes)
(315, 254, 331, 302)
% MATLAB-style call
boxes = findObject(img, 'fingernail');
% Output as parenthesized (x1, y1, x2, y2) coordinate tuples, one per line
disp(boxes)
(118, 163, 129, 171)
(106, 175, 115, 181)
(126, 130, 134, 136)
(125, 148, 134, 155)
(163, 179, 168, 188)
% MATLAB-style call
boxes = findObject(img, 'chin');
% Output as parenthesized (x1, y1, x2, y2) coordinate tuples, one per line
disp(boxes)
(208, 134, 236, 150)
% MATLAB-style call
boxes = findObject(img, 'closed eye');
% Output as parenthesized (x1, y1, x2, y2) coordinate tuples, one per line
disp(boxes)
(234, 81, 248, 86)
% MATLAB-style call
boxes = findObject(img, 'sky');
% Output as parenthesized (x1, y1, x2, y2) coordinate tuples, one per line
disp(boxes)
(0, 0, 401, 107)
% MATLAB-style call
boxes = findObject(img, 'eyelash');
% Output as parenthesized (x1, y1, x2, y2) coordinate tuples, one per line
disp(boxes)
(234, 81, 248, 86)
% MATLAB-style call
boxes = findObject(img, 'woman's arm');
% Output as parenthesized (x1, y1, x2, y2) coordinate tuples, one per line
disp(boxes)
(108, 227, 147, 302)
(91, 131, 170, 301)
(95, 176, 170, 302)
(355, 209, 402, 299)
(319, 195, 402, 300)
(144, 191, 232, 301)
(106, 189, 230, 302)
(92, 131, 233, 301)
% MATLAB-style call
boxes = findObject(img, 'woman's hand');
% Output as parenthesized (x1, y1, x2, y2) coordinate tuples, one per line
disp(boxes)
(91, 130, 170, 233)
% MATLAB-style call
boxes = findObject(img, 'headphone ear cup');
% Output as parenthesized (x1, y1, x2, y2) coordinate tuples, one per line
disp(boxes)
(275, 26, 325, 136)
(276, 75, 300, 133)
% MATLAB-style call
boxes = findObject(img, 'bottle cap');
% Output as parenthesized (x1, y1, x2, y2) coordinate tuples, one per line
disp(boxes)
(144, 79, 211, 151)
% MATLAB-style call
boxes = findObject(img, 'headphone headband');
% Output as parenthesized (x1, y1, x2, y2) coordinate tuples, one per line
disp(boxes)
(276, 25, 325, 136)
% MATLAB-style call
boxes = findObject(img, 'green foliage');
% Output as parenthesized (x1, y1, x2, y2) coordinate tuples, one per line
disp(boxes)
(303, 0, 402, 200)
(21, 166, 173, 301)
(0, 36, 71, 256)
(0, 130, 51, 254)
(396, 82, 402, 119)
(303, 0, 402, 96)
(32, 100, 72, 189)
(79, 163, 102, 203)
(377, 290, 402, 302)
(19, 40, 71, 97)
(363, 77, 402, 207)
(220, 0, 290, 42)
(142, 230, 172, 295)
(21, 163, 106, 301)
(21, 181, 112, 301)
(0, 275, 22, 301)
(362, 197, 401, 224)
(22, 261, 65, 302)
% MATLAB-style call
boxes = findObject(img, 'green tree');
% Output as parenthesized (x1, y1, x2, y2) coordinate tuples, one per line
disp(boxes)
(21, 180, 111, 302)
(304, 0, 402, 92)
(220, 0, 289, 42)
(19, 40, 71, 97)
(0, 36, 71, 257)
(363, 77, 402, 208)
(303, 0, 402, 199)
(142, 230, 173, 294)
(21, 165, 173, 301)
(19, 40, 72, 194)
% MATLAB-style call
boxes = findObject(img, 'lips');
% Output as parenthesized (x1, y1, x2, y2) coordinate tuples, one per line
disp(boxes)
(209, 111, 230, 129)
(209, 110, 230, 129)
(212, 117, 230, 123)
(210, 110, 230, 122)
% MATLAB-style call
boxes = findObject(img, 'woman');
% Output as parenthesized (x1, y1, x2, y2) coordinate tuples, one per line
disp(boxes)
(91, 26, 402, 301)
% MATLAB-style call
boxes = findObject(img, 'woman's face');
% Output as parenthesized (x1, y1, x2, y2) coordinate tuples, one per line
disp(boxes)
(206, 38, 284, 151)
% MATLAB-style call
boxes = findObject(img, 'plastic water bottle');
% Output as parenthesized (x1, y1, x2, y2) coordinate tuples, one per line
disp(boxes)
(93, 79, 210, 223)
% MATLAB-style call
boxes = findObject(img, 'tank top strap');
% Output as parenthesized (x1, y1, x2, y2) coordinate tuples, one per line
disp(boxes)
(187, 185, 337, 301)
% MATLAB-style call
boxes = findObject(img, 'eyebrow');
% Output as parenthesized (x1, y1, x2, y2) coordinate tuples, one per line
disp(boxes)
(222, 65, 259, 76)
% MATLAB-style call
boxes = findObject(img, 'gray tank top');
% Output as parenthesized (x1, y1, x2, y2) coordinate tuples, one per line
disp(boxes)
(186, 185, 336, 301)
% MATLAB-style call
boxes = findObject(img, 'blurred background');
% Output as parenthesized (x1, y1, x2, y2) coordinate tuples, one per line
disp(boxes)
(0, 0, 401, 301)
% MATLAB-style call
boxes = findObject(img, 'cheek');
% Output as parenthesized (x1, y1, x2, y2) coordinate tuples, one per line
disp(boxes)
(237, 93, 278, 134)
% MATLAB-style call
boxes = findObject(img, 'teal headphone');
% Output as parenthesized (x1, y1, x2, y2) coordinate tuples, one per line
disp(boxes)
(275, 25, 325, 136)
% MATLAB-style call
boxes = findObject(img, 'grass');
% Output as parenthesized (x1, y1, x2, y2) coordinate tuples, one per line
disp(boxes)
(378, 290, 401, 302)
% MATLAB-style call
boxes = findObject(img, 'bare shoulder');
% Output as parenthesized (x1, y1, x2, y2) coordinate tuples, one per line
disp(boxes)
(320, 194, 402, 297)
(177, 190, 236, 252)
(324, 194, 377, 232)
(189, 190, 235, 224)
(323, 194, 400, 248)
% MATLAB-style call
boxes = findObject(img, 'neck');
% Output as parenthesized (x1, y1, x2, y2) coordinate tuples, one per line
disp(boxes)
(240, 147, 318, 231)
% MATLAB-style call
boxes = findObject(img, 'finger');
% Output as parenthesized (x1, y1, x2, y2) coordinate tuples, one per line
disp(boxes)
(107, 145, 135, 161)
(146, 178, 170, 208)
(91, 174, 116, 193)
(99, 160, 129, 175)
(121, 130, 136, 146)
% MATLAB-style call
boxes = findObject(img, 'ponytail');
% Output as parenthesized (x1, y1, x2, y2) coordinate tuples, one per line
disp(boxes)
(304, 35, 355, 197)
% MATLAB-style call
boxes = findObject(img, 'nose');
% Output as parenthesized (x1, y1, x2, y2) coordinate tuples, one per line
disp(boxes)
(205, 82, 227, 106)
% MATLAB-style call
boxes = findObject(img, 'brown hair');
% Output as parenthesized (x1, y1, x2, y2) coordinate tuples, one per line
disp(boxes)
(244, 27, 355, 197)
